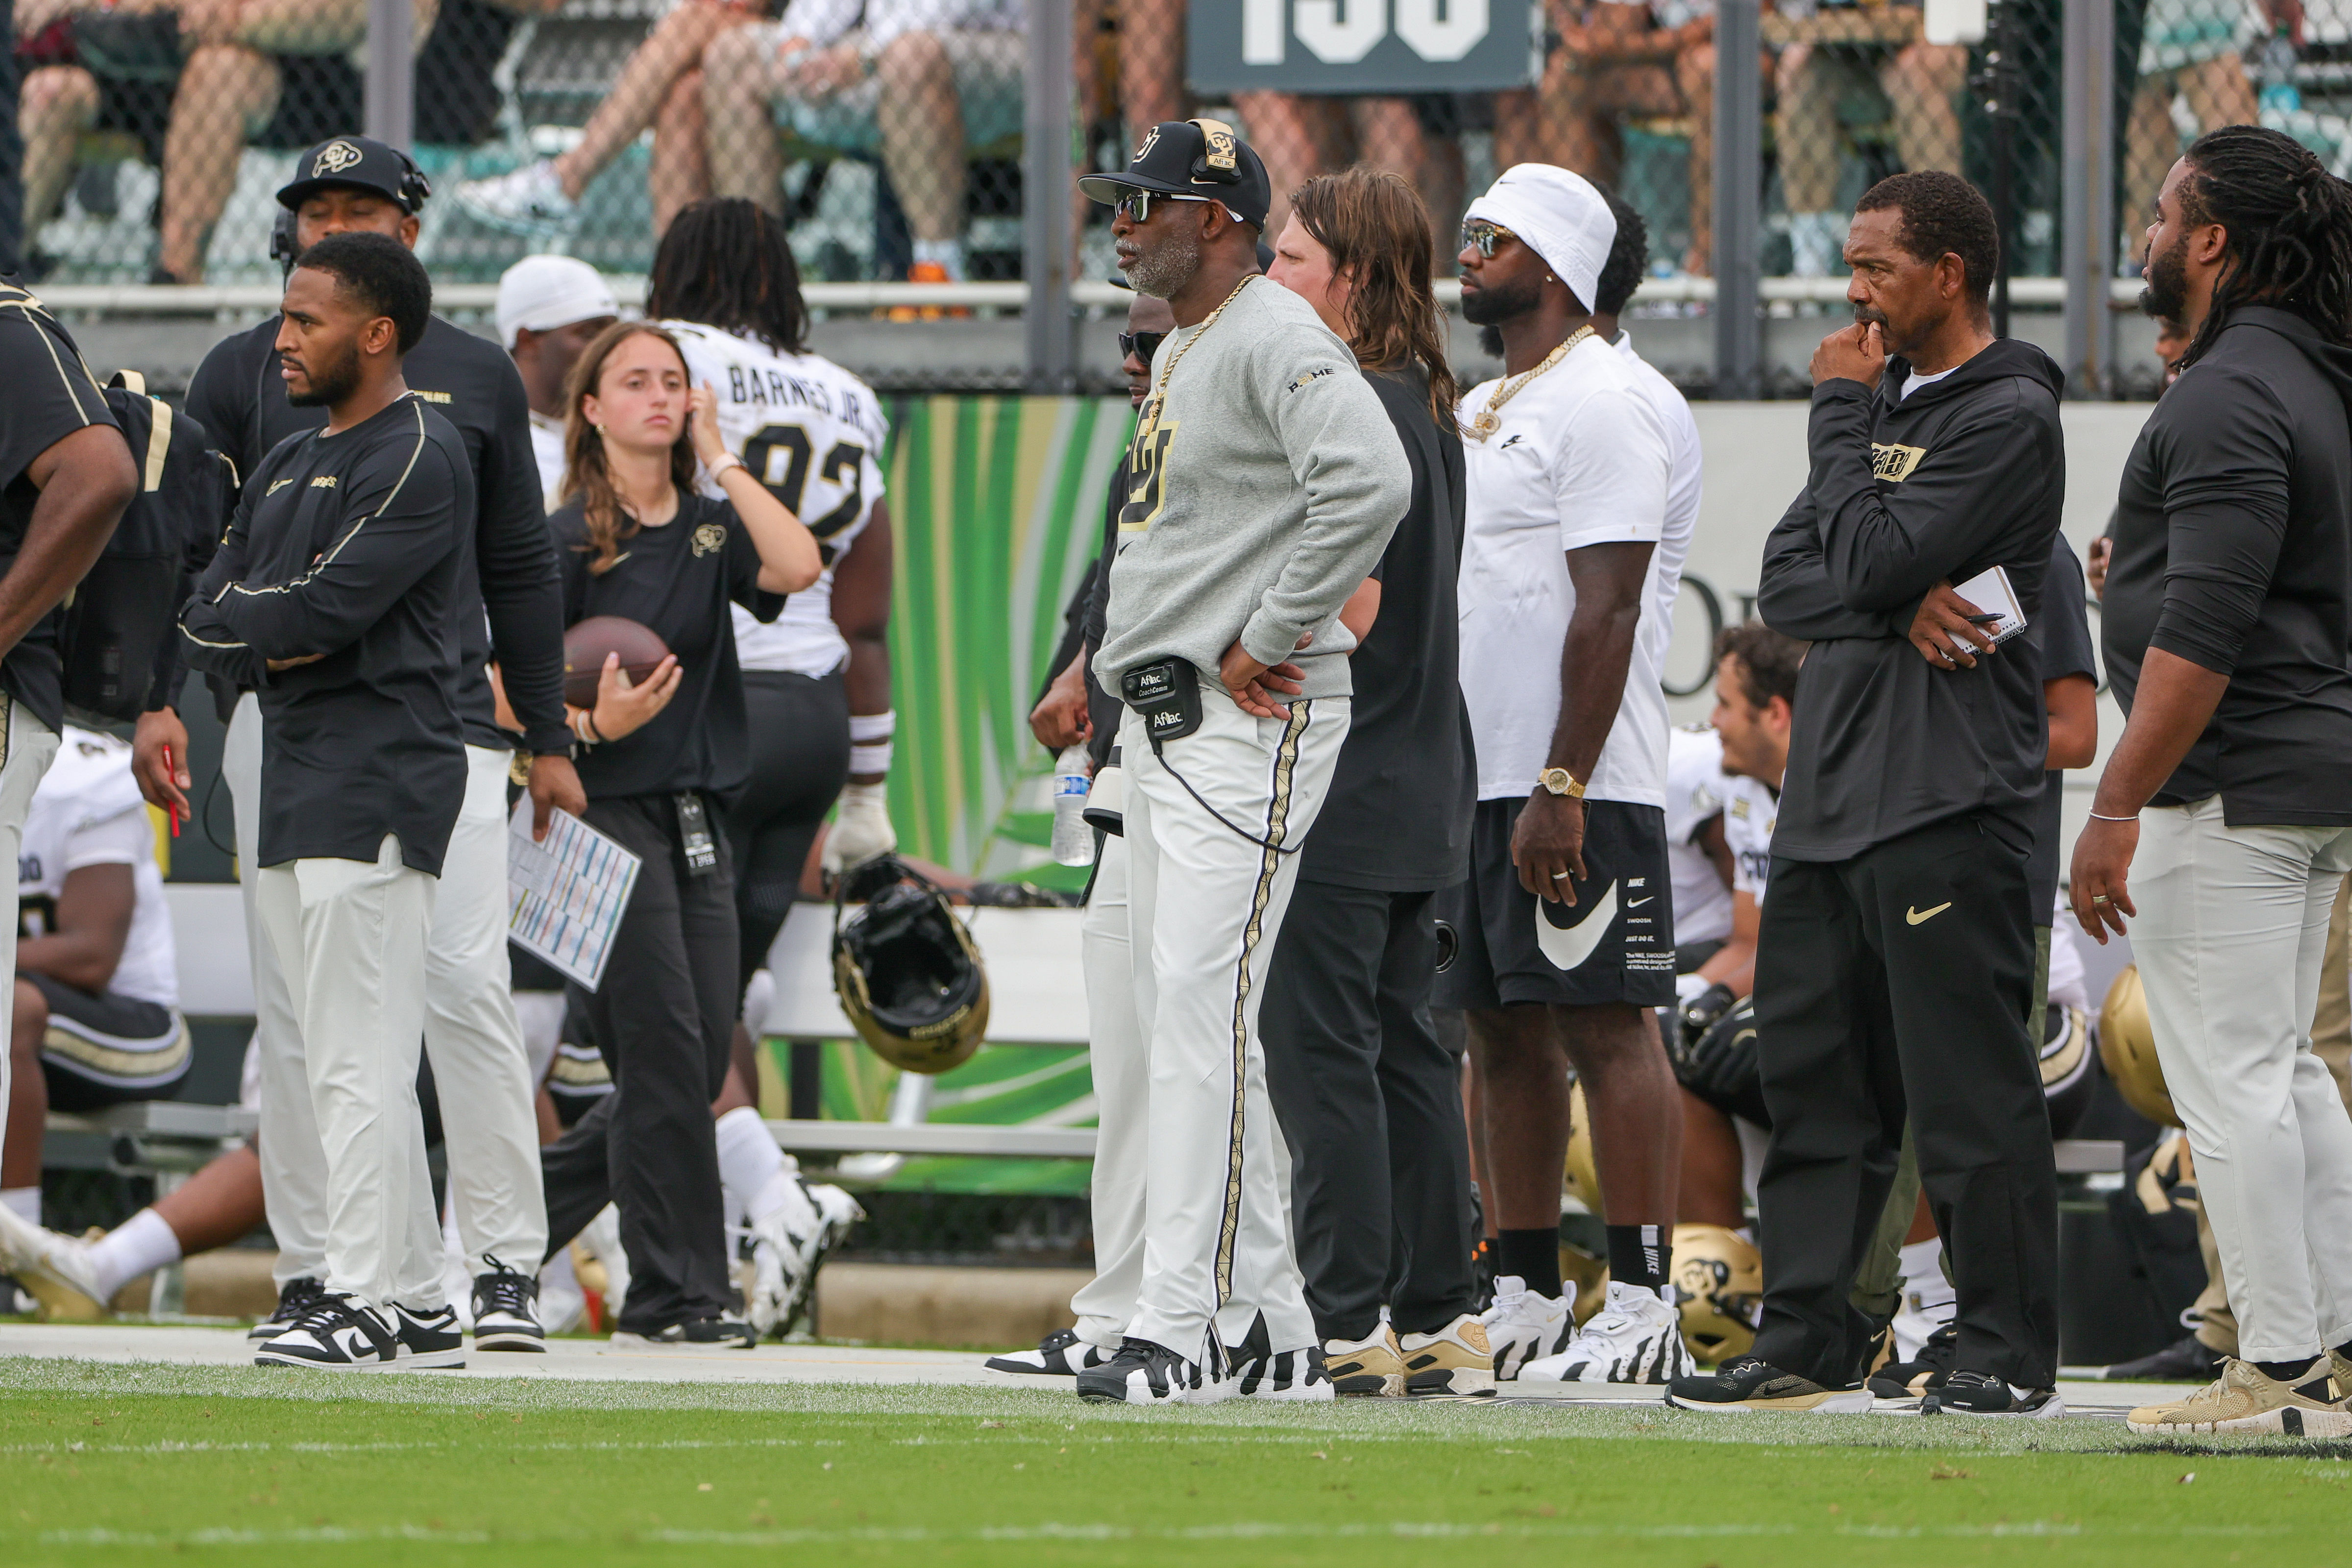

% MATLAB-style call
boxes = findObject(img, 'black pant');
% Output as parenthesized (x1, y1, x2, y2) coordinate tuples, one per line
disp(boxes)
(1260, 881, 1476, 1342)
(1750, 813, 2059, 1388)
(0, 0, 20, 275)
(540, 793, 739, 1333)
(726, 668, 850, 990)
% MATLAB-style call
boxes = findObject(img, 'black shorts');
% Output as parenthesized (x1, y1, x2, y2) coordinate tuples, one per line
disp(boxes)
(1433, 797, 1677, 1010)
(26, 972, 191, 1110)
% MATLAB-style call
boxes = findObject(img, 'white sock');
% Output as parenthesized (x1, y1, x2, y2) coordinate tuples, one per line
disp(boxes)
(1898, 1237, 1957, 1323)
(0, 1186, 37, 1226)
(714, 1105, 797, 1229)
(911, 238, 966, 281)
(88, 1208, 182, 1302)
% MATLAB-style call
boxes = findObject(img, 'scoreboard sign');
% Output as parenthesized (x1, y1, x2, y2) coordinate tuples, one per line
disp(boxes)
(1186, 0, 1542, 94)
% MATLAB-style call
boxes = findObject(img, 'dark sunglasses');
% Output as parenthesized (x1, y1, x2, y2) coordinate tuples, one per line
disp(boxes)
(1113, 189, 1225, 226)
(1461, 220, 1516, 258)
(1118, 331, 1168, 365)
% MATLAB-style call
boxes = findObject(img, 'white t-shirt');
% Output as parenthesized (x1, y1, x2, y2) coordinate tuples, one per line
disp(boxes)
(2047, 890, 2089, 1014)
(17, 727, 177, 1008)
(1665, 725, 1734, 948)
(661, 321, 891, 678)
(1722, 772, 1778, 905)
(529, 409, 566, 506)
(1900, 364, 1958, 401)
(1458, 332, 1675, 805)
(1617, 330, 1702, 733)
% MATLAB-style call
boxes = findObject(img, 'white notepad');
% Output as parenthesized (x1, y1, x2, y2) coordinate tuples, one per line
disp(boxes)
(508, 801, 643, 990)
(1951, 564, 2029, 647)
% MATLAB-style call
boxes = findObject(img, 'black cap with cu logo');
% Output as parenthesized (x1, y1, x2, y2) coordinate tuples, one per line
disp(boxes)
(276, 136, 433, 215)
(1079, 119, 1271, 231)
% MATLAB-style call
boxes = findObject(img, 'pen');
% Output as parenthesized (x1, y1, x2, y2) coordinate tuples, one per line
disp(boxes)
(161, 744, 182, 836)
(1964, 613, 2004, 625)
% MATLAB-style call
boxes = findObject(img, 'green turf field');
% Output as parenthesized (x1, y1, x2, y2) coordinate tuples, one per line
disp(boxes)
(3, 1361, 2347, 1566)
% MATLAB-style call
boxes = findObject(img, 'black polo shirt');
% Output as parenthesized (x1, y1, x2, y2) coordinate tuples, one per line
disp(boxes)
(2029, 536, 2097, 923)
(178, 393, 471, 875)
(550, 492, 785, 803)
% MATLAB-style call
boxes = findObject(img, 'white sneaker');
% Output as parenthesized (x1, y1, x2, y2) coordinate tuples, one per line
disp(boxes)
(538, 1266, 587, 1336)
(742, 1176, 864, 1338)
(573, 1205, 630, 1323)
(254, 1292, 404, 1371)
(1522, 1280, 1696, 1385)
(1479, 1274, 1575, 1380)
(0, 1206, 108, 1320)
(454, 159, 578, 233)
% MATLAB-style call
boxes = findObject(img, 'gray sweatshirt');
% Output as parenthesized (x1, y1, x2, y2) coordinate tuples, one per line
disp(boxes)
(1094, 278, 1411, 703)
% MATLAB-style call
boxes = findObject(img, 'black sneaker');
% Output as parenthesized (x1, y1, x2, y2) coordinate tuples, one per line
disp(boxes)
(1921, 1369, 2064, 1418)
(1868, 1323, 1957, 1399)
(1666, 1354, 1874, 1413)
(470, 1258, 546, 1352)
(611, 1315, 756, 1349)
(247, 1276, 328, 1343)
(1223, 1313, 1334, 1401)
(2103, 1333, 2226, 1383)
(391, 1302, 467, 1369)
(985, 1326, 1115, 1376)
(1075, 1336, 1235, 1405)
(253, 1291, 401, 1371)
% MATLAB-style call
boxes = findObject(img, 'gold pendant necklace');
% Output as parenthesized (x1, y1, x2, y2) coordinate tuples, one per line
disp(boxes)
(1134, 274, 1256, 451)
(1469, 324, 1596, 441)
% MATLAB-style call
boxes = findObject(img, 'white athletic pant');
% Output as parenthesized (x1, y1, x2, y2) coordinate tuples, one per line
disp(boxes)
(231, 696, 548, 1290)
(254, 834, 440, 1313)
(1120, 691, 1347, 1363)
(1071, 833, 1144, 1349)
(0, 699, 60, 1177)
(2132, 797, 2352, 1362)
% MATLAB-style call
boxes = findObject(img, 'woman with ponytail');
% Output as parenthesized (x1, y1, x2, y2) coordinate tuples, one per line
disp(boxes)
(2073, 124, 2352, 1440)
(545, 321, 819, 1348)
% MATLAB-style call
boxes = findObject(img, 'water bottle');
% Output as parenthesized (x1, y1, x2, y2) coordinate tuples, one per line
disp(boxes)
(2259, 25, 2301, 117)
(1051, 745, 1095, 866)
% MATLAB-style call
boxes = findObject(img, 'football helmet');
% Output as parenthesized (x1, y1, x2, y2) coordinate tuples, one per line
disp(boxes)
(1669, 1224, 1763, 1365)
(832, 856, 990, 1075)
(2097, 964, 2177, 1127)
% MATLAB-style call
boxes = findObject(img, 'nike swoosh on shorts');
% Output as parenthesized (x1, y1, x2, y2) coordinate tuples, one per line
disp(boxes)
(1906, 902, 1952, 925)
(1536, 880, 1619, 973)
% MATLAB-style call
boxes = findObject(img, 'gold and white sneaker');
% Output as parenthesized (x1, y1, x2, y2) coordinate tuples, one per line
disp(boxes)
(1479, 1275, 1574, 1380)
(1397, 1313, 1497, 1396)
(0, 1207, 107, 1321)
(2127, 1357, 2352, 1438)
(1322, 1326, 1405, 1396)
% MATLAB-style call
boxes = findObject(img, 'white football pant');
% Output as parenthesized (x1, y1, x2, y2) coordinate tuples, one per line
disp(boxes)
(1071, 833, 1143, 1349)
(0, 699, 60, 1177)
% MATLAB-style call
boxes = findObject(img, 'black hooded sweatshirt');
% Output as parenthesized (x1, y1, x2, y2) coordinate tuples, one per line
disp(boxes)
(1759, 338, 2067, 861)
(2103, 304, 2352, 825)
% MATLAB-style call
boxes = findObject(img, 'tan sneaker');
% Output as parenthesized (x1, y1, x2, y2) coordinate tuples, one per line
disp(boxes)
(1398, 1313, 1498, 1397)
(1323, 1326, 1405, 1396)
(2126, 1357, 2352, 1438)
(2331, 1348, 2352, 1407)
(0, 1207, 108, 1321)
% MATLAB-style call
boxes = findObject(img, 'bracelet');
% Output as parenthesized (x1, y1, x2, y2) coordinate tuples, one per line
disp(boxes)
(2087, 810, 2137, 822)
(707, 451, 745, 481)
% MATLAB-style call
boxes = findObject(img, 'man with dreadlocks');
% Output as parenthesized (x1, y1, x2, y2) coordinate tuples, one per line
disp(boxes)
(2072, 124, 2352, 1441)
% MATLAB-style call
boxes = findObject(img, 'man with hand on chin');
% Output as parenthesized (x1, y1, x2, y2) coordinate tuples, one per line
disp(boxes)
(1071, 120, 1409, 1406)
(1668, 171, 2066, 1418)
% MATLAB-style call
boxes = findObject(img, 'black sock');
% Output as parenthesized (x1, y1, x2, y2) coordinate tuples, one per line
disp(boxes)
(2336, 1338, 2352, 1360)
(1607, 1224, 1671, 1293)
(2255, 1355, 2319, 1383)
(1497, 1229, 1563, 1299)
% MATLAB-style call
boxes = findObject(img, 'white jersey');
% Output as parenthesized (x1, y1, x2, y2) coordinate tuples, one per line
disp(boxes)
(1616, 331, 1702, 683)
(660, 320, 891, 678)
(17, 727, 177, 1007)
(1665, 725, 1734, 948)
(1722, 773, 1778, 906)
(1458, 331, 1675, 806)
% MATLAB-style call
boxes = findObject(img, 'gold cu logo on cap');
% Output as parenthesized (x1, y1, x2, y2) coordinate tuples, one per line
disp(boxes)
(312, 139, 365, 178)
(1194, 119, 1238, 174)
(1133, 127, 1161, 162)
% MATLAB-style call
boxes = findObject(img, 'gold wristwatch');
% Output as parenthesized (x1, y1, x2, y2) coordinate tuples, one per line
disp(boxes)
(1537, 767, 1586, 800)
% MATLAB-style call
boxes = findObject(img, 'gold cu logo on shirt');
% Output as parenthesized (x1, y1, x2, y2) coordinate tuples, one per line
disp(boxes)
(1870, 442, 1927, 482)
(1119, 407, 1177, 535)
(311, 139, 364, 178)
(691, 522, 726, 557)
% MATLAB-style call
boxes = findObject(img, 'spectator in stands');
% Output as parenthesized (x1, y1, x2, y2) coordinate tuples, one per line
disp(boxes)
(2120, 0, 2291, 261)
(1108, 0, 1184, 141)
(10, 0, 177, 258)
(1774, 0, 1968, 277)
(698, 0, 1025, 283)
(1, 727, 186, 1233)
(1229, 94, 1462, 255)
(495, 254, 620, 502)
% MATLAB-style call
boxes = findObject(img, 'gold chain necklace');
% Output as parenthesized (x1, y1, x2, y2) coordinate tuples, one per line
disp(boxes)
(1469, 324, 1596, 441)
(1134, 274, 1256, 448)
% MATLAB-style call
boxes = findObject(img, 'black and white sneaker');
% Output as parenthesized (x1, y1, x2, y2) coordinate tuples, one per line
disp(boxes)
(1665, 1354, 1874, 1413)
(1222, 1311, 1334, 1400)
(253, 1291, 402, 1371)
(610, 1315, 757, 1349)
(1869, 1323, 1956, 1400)
(470, 1258, 546, 1352)
(2102, 1332, 2225, 1383)
(247, 1275, 328, 1343)
(985, 1326, 1116, 1376)
(1074, 1336, 1235, 1405)
(391, 1301, 468, 1369)
(1921, 1369, 2064, 1419)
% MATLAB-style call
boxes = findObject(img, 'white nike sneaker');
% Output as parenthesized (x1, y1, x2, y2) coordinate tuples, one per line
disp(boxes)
(742, 1177, 864, 1338)
(453, 159, 578, 233)
(0, 1206, 108, 1320)
(1521, 1280, 1695, 1385)
(1479, 1274, 1575, 1380)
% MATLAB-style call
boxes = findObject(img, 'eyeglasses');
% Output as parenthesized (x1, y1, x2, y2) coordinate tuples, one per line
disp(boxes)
(1460, 220, 1517, 258)
(1112, 189, 1224, 226)
(1118, 330, 1167, 365)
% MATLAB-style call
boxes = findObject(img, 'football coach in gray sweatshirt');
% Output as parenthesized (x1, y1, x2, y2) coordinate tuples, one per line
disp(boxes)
(1072, 120, 1411, 1406)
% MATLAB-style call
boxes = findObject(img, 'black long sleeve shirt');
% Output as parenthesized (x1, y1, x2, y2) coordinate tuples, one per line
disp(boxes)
(179, 313, 570, 755)
(1759, 339, 2067, 861)
(2102, 305, 2352, 825)
(179, 394, 471, 875)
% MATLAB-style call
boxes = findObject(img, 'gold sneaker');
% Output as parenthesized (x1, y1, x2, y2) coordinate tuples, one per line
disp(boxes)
(0, 1207, 107, 1321)
(1398, 1313, 1498, 1397)
(2127, 1357, 2352, 1438)
(1323, 1327, 1405, 1396)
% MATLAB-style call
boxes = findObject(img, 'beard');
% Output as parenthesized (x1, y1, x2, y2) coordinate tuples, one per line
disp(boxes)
(1478, 324, 1505, 361)
(1460, 271, 1544, 327)
(2139, 229, 2191, 325)
(284, 340, 363, 408)
(1122, 226, 1202, 301)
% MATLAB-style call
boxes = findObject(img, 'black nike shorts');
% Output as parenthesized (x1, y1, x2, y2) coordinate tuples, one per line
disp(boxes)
(1433, 797, 1677, 1010)
(27, 972, 191, 1110)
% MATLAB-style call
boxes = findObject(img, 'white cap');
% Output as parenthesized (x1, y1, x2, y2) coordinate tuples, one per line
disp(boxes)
(495, 255, 620, 349)
(1463, 164, 1617, 315)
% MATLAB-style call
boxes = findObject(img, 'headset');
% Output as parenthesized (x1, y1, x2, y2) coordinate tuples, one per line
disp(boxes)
(1186, 119, 1244, 187)
(270, 145, 433, 274)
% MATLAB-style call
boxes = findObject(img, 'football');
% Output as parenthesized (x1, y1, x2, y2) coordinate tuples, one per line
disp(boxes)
(562, 615, 671, 709)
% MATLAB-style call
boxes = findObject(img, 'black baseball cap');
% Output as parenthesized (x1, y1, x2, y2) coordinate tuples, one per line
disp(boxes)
(277, 136, 430, 213)
(1079, 119, 1271, 230)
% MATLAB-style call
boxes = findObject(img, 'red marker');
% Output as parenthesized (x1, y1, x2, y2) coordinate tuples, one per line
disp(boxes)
(161, 744, 182, 837)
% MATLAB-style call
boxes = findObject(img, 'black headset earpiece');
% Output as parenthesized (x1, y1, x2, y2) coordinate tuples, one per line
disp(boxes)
(270, 206, 300, 276)
(394, 149, 432, 214)
(1186, 119, 1244, 187)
